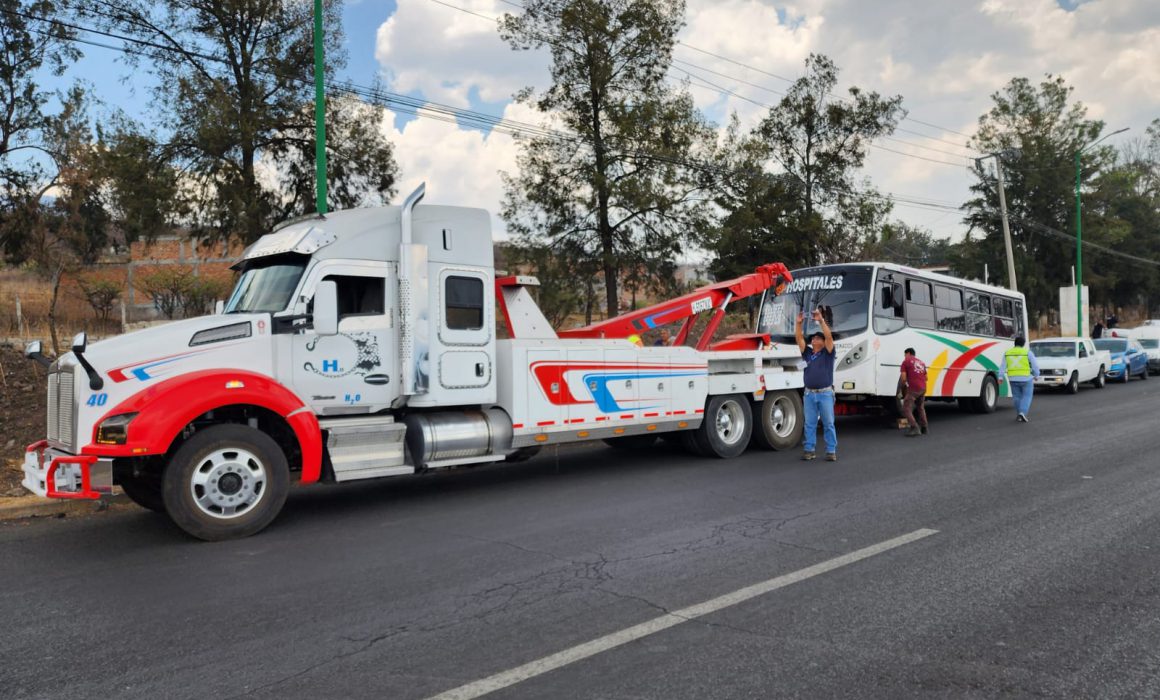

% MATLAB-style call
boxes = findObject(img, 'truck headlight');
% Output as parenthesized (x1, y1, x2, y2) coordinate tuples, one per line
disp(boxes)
(96, 413, 137, 445)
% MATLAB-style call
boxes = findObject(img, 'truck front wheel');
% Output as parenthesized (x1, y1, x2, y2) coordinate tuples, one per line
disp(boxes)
(119, 471, 166, 513)
(162, 424, 290, 541)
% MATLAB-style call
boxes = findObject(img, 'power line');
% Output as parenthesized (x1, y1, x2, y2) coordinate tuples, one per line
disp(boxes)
(20, 7, 1159, 271)
(417, 0, 984, 167)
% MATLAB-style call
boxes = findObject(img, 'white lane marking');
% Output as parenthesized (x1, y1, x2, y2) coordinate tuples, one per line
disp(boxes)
(427, 528, 939, 700)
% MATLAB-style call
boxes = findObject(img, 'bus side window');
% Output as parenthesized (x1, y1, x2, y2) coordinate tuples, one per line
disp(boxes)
(873, 280, 904, 334)
(965, 291, 994, 337)
(905, 280, 935, 329)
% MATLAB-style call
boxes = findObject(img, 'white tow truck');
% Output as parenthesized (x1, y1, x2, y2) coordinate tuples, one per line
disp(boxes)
(21, 186, 807, 540)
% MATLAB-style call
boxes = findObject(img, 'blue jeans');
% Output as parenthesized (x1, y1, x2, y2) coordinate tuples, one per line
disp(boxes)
(803, 390, 838, 454)
(1009, 379, 1034, 415)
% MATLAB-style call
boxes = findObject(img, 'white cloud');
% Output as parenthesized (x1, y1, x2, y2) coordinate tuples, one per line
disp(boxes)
(378, 102, 539, 239)
(374, 0, 550, 108)
(373, 0, 1160, 245)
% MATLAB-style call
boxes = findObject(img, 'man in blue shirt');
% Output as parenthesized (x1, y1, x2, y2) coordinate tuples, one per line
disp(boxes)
(795, 309, 837, 461)
(1000, 335, 1040, 422)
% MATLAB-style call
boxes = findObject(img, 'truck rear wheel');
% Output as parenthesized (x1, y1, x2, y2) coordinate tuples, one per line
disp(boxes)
(751, 390, 803, 451)
(696, 394, 752, 459)
(162, 424, 290, 541)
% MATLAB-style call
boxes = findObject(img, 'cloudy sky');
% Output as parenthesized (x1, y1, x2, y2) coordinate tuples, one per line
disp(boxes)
(53, 0, 1160, 246)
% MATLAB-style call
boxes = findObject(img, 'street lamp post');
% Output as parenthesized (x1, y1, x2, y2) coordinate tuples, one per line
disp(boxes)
(976, 152, 1017, 292)
(1074, 127, 1129, 337)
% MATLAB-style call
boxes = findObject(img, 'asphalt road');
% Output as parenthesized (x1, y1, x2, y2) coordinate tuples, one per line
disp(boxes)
(3, 377, 1160, 699)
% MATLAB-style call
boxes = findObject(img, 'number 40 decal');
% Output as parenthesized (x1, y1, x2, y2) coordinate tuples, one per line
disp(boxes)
(86, 393, 109, 407)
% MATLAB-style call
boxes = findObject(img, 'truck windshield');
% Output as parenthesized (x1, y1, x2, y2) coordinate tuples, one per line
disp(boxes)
(1030, 342, 1075, 358)
(756, 265, 872, 342)
(225, 256, 308, 314)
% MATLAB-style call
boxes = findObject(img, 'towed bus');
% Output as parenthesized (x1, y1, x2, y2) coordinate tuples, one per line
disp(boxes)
(756, 263, 1029, 414)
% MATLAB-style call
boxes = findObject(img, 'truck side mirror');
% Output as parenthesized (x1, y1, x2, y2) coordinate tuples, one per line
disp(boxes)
(72, 332, 87, 354)
(313, 280, 339, 336)
(214, 300, 225, 315)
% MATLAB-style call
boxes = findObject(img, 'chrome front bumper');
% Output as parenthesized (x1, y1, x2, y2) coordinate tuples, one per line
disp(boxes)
(22, 441, 113, 499)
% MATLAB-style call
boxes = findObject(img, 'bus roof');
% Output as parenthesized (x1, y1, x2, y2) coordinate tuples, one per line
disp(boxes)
(794, 262, 1026, 301)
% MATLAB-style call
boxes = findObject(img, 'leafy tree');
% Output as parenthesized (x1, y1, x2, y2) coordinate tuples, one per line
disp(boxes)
(0, 0, 80, 261)
(703, 117, 810, 279)
(96, 120, 185, 249)
(137, 267, 191, 319)
(959, 75, 1114, 316)
(499, 0, 714, 317)
(861, 221, 952, 268)
(502, 241, 588, 329)
(77, 276, 121, 327)
(81, 0, 399, 244)
(751, 54, 904, 265)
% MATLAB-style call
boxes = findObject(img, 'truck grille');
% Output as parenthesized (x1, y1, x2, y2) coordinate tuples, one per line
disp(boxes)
(46, 369, 77, 451)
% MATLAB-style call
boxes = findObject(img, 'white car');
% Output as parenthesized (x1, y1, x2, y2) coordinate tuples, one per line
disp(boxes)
(1129, 327, 1160, 375)
(1028, 337, 1110, 394)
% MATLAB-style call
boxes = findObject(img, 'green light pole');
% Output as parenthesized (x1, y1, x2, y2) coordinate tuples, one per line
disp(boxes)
(1074, 126, 1128, 337)
(314, 0, 327, 216)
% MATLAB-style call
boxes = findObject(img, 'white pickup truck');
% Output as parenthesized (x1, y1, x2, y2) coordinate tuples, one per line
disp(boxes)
(1028, 337, 1110, 394)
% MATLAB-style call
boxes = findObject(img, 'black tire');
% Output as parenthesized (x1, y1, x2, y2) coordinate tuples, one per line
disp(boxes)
(603, 434, 659, 449)
(1092, 367, 1106, 389)
(751, 390, 804, 451)
(1141, 366, 1149, 380)
(505, 446, 542, 463)
(1066, 371, 1080, 394)
(119, 472, 166, 513)
(679, 428, 711, 457)
(695, 394, 753, 459)
(972, 374, 999, 414)
(162, 424, 290, 541)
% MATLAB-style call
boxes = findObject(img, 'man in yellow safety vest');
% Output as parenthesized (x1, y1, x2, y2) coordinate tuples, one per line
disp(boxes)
(1001, 336, 1040, 423)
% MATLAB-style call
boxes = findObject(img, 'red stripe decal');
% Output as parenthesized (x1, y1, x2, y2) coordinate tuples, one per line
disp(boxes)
(674, 410, 686, 415)
(595, 416, 609, 422)
(644, 412, 660, 417)
(694, 409, 705, 414)
(943, 342, 999, 394)
(621, 414, 634, 420)
(537, 420, 555, 426)
(512, 423, 524, 429)
(567, 418, 584, 424)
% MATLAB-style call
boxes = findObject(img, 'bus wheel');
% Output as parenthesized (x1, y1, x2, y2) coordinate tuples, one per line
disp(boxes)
(697, 394, 752, 459)
(751, 390, 804, 451)
(972, 375, 999, 414)
(162, 424, 290, 541)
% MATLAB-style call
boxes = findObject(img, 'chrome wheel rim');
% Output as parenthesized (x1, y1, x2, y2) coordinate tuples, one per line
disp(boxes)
(985, 381, 997, 406)
(769, 396, 796, 438)
(190, 448, 267, 519)
(715, 400, 746, 446)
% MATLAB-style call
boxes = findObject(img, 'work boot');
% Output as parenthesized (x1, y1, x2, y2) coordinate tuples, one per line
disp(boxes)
(801, 451, 816, 461)
(825, 452, 837, 462)
(905, 427, 921, 437)
(920, 425, 929, 435)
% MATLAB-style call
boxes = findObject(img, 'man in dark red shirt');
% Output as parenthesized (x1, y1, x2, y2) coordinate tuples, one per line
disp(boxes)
(899, 348, 928, 437)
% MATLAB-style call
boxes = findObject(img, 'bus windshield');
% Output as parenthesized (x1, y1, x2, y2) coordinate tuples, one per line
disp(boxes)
(225, 255, 309, 314)
(757, 265, 872, 342)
